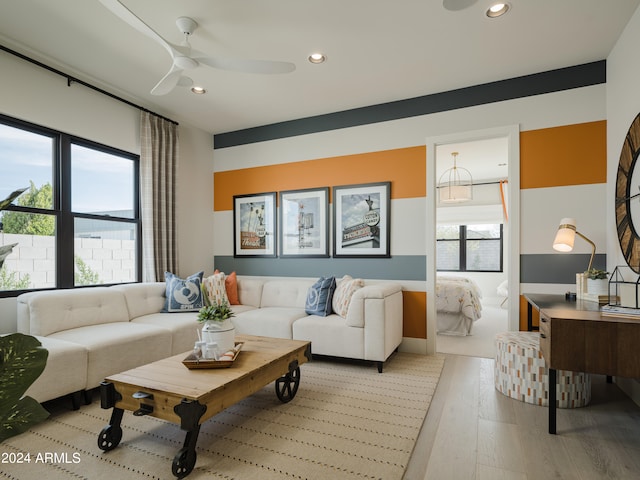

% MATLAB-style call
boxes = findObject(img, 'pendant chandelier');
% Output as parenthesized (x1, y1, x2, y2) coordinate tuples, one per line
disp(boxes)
(438, 152, 473, 204)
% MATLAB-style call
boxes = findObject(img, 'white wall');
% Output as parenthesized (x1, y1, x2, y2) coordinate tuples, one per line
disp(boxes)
(606, 4, 640, 404)
(213, 87, 606, 267)
(0, 50, 215, 333)
(213, 84, 605, 354)
(175, 124, 216, 277)
(607, 7, 640, 271)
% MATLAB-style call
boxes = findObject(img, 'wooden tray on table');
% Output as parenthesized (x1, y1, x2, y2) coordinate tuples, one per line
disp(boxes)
(182, 342, 244, 369)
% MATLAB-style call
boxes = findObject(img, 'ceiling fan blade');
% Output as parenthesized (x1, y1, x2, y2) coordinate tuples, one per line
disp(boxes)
(98, 0, 178, 59)
(150, 64, 183, 96)
(193, 54, 296, 74)
(177, 76, 194, 88)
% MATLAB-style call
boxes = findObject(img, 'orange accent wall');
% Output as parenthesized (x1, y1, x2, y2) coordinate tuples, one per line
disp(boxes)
(519, 295, 539, 331)
(520, 120, 606, 189)
(403, 291, 427, 339)
(214, 146, 426, 211)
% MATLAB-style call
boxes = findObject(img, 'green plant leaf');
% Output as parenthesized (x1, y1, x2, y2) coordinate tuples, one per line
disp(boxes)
(0, 187, 28, 211)
(0, 334, 50, 443)
(0, 396, 50, 443)
(0, 243, 18, 271)
(0, 334, 48, 405)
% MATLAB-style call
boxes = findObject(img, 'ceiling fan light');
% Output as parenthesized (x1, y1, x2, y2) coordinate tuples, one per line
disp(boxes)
(308, 53, 326, 64)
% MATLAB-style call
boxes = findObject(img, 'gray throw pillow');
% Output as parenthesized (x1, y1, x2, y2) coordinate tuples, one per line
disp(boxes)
(305, 276, 337, 316)
(163, 271, 204, 312)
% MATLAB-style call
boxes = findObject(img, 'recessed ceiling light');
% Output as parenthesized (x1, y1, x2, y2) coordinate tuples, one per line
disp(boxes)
(308, 53, 326, 64)
(486, 2, 510, 18)
(191, 86, 206, 94)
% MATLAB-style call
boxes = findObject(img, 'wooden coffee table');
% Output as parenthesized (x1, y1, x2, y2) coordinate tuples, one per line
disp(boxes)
(97, 334, 311, 478)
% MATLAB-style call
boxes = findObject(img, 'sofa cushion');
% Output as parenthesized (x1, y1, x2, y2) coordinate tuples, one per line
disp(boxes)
(260, 280, 315, 309)
(112, 282, 165, 319)
(203, 272, 229, 306)
(305, 276, 336, 316)
(4, 335, 88, 404)
(332, 275, 364, 318)
(230, 304, 259, 315)
(232, 307, 307, 339)
(132, 311, 200, 355)
(215, 269, 240, 305)
(237, 278, 265, 307)
(22, 287, 130, 337)
(50, 322, 172, 389)
(163, 271, 204, 312)
(293, 314, 365, 359)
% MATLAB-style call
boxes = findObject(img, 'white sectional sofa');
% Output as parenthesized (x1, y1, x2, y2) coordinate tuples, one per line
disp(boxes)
(16, 276, 403, 405)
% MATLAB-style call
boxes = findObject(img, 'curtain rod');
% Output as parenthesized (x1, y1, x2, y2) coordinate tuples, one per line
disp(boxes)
(1, 44, 179, 126)
(473, 180, 508, 186)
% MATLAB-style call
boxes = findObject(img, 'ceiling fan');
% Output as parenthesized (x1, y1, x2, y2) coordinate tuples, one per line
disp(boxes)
(98, 0, 296, 95)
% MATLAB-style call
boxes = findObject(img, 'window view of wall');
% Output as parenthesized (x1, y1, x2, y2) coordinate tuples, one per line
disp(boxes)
(0, 116, 140, 293)
(436, 224, 503, 272)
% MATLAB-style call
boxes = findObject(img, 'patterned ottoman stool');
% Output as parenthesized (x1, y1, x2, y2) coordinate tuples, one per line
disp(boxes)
(494, 331, 591, 408)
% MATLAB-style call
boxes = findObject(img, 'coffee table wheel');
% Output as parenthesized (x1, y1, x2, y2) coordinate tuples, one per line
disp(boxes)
(97, 424, 122, 451)
(172, 447, 197, 478)
(275, 366, 300, 403)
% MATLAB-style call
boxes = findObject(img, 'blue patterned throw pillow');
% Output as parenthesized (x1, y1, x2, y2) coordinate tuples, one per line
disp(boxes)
(162, 271, 204, 312)
(305, 276, 337, 316)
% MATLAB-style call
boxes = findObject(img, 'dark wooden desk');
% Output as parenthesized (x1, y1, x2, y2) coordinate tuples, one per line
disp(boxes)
(523, 294, 640, 434)
(523, 293, 602, 331)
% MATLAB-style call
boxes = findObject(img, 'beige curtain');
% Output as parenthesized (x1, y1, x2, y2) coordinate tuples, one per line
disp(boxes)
(140, 111, 179, 282)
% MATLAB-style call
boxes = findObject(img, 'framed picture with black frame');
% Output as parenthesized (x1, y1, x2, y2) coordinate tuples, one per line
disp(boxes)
(233, 192, 277, 257)
(333, 181, 391, 258)
(279, 187, 329, 258)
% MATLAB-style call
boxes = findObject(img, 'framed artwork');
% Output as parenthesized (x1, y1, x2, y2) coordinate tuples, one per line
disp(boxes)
(279, 187, 329, 257)
(233, 192, 277, 257)
(333, 181, 391, 258)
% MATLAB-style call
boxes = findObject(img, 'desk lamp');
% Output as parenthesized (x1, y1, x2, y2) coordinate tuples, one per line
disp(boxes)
(552, 217, 596, 272)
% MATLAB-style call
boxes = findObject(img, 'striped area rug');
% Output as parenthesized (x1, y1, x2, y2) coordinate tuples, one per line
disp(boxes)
(2, 352, 444, 480)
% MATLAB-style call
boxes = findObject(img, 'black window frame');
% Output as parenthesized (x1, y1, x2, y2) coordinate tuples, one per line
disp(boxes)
(436, 223, 504, 273)
(0, 113, 142, 297)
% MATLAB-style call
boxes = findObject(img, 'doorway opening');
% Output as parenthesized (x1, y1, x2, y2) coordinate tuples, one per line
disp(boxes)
(425, 126, 520, 356)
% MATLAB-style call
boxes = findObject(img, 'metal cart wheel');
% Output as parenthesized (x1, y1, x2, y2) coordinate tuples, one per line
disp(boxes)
(172, 447, 197, 478)
(275, 366, 300, 403)
(97, 424, 122, 452)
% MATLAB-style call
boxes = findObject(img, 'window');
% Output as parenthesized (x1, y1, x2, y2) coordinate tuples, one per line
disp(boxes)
(437, 223, 503, 272)
(0, 114, 140, 294)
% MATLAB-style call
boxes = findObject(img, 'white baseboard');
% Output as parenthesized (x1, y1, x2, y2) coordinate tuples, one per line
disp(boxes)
(399, 337, 428, 355)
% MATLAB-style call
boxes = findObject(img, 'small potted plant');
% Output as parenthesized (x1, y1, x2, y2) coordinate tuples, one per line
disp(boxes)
(585, 268, 609, 296)
(198, 285, 236, 353)
(197, 300, 235, 324)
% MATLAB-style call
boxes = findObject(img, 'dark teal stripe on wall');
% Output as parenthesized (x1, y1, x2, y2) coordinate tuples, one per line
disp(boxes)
(214, 61, 605, 149)
(214, 255, 427, 281)
(520, 254, 606, 284)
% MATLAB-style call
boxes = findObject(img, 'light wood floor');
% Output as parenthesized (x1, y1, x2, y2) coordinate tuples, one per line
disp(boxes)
(404, 354, 640, 480)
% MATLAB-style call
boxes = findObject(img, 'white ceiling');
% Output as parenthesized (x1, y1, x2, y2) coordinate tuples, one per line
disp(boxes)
(436, 136, 508, 184)
(1, 0, 638, 139)
(0, 1, 638, 184)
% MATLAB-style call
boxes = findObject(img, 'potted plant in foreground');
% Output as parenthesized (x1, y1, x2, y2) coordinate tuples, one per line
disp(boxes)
(0, 334, 50, 443)
(585, 268, 609, 296)
(197, 289, 236, 354)
(0, 188, 50, 443)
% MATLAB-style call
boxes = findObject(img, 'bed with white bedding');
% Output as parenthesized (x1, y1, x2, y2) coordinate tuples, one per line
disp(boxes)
(436, 275, 483, 336)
